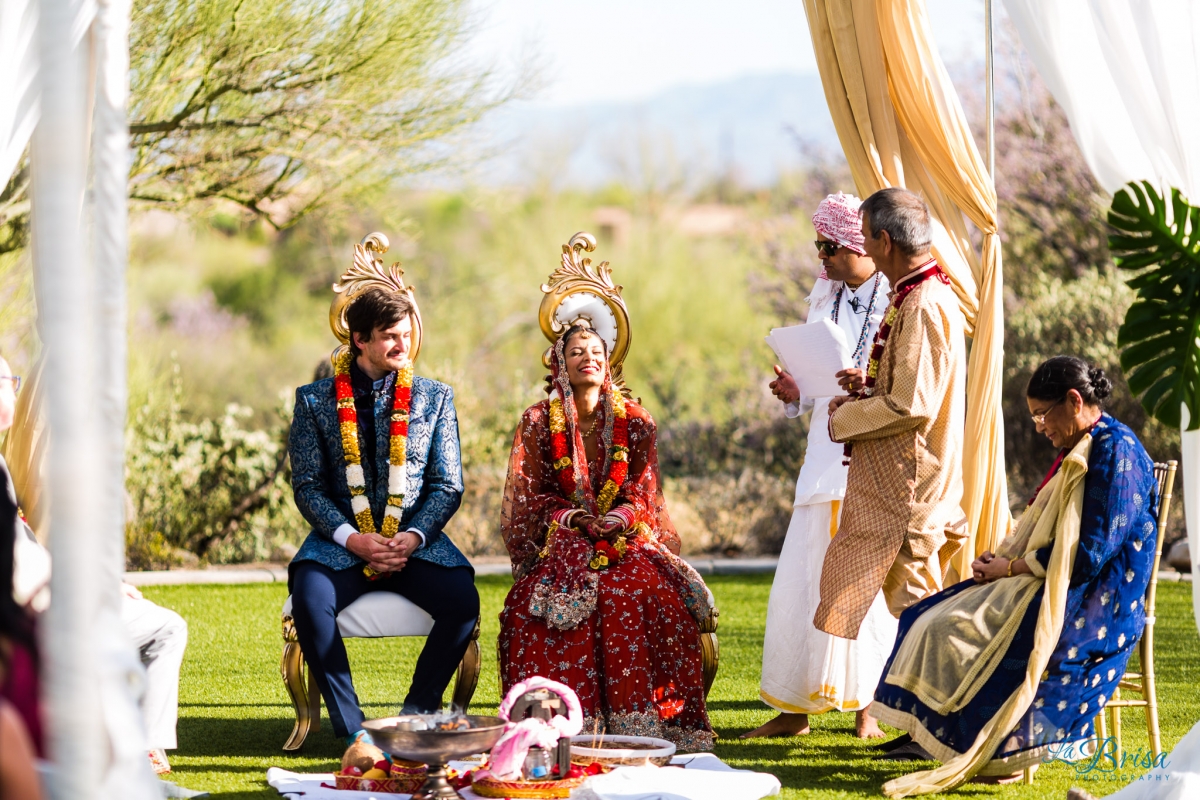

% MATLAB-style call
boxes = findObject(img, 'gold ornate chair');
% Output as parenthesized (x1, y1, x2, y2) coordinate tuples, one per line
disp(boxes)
(1025, 459, 1178, 783)
(537, 232, 720, 696)
(699, 607, 720, 698)
(280, 594, 482, 751)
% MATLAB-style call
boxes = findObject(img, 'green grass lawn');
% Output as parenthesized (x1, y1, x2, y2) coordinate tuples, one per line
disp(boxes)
(145, 574, 1200, 799)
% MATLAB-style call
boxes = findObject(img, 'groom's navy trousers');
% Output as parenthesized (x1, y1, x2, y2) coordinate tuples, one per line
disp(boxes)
(290, 558, 479, 737)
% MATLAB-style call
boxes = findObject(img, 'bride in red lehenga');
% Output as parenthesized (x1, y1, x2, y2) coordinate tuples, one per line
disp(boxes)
(498, 324, 715, 751)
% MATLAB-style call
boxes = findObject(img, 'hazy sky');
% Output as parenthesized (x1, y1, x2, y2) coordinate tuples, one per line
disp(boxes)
(471, 0, 993, 107)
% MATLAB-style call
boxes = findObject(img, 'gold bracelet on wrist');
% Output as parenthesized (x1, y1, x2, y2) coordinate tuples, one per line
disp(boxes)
(1006, 559, 1014, 578)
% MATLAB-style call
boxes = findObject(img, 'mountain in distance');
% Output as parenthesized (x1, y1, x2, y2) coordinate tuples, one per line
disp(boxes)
(471, 72, 839, 189)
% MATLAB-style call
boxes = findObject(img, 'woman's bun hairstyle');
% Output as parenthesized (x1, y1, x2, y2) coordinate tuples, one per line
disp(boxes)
(1027, 355, 1111, 408)
(1087, 367, 1113, 401)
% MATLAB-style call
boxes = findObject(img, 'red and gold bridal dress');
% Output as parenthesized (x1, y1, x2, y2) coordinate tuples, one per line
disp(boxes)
(497, 344, 714, 751)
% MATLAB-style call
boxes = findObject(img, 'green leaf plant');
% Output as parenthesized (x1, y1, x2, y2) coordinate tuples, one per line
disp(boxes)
(1107, 180, 1200, 431)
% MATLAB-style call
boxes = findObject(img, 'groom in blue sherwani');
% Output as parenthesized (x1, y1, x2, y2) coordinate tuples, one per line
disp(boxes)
(288, 287, 478, 743)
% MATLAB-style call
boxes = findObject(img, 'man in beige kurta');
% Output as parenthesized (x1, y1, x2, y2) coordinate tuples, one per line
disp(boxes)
(813, 188, 968, 640)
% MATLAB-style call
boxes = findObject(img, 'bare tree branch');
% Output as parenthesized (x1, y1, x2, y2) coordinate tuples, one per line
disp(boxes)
(1, 0, 527, 249)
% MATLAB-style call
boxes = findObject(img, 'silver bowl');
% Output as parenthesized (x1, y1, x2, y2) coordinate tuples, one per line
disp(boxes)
(363, 715, 506, 800)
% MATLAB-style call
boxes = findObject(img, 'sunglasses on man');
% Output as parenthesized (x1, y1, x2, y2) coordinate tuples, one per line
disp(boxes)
(814, 240, 842, 258)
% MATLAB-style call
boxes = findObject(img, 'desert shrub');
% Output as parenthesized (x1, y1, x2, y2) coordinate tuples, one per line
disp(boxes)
(445, 464, 508, 559)
(994, 79, 1112, 293)
(125, 373, 305, 568)
(658, 410, 807, 483)
(654, 406, 803, 556)
(665, 470, 793, 557)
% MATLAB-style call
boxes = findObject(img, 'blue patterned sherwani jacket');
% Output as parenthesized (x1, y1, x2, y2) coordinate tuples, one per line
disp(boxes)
(288, 372, 471, 577)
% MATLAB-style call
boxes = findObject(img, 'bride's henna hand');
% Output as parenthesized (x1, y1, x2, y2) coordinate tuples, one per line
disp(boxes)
(597, 518, 624, 540)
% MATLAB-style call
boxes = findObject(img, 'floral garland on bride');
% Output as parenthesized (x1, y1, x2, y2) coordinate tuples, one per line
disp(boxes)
(334, 349, 412, 578)
(547, 386, 631, 569)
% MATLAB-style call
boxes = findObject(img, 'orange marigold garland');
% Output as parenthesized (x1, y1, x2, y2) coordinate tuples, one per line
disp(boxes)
(334, 349, 413, 578)
(588, 535, 627, 570)
(546, 387, 632, 570)
(547, 395, 575, 499)
(595, 390, 629, 515)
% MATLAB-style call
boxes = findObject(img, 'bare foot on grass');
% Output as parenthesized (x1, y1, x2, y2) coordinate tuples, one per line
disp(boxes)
(739, 713, 810, 739)
(856, 706, 885, 739)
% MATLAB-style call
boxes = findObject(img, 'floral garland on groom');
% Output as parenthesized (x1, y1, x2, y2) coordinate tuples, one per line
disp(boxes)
(333, 348, 413, 577)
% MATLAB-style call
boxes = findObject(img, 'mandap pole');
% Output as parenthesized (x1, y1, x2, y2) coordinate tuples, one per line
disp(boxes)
(33, 0, 160, 796)
(32, 0, 105, 796)
(92, 0, 163, 794)
(984, 0, 995, 177)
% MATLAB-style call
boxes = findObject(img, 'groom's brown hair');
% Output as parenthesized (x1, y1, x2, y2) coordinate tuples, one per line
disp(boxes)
(347, 288, 414, 356)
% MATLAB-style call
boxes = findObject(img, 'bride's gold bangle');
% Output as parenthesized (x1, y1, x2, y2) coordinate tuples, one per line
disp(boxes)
(1006, 559, 1014, 578)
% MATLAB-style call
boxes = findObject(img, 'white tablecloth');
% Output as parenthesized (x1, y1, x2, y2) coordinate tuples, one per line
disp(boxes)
(267, 754, 780, 800)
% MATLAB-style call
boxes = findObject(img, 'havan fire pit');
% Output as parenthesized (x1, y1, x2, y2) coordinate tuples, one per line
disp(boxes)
(362, 714, 507, 800)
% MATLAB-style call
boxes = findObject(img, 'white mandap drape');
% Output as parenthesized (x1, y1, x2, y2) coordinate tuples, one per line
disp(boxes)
(1, 0, 158, 796)
(1003, 2, 1200, 795)
(1003, 0, 1200, 635)
(0, 0, 37, 186)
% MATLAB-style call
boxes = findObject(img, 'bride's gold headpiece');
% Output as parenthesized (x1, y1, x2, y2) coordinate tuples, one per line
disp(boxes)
(539, 232, 632, 395)
(328, 232, 423, 364)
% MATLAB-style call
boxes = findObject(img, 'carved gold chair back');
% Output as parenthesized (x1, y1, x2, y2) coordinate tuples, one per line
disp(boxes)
(539, 232, 632, 396)
(328, 232, 423, 367)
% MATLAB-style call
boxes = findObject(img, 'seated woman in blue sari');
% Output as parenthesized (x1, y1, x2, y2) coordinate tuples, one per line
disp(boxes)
(870, 357, 1159, 796)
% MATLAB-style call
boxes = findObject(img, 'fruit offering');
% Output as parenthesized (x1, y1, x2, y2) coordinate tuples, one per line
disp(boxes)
(334, 758, 427, 794)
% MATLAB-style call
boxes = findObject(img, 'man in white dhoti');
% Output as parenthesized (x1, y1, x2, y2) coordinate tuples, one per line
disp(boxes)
(742, 193, 898, 739)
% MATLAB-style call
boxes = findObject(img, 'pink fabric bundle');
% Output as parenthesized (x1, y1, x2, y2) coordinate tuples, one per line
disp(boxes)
(485, 677, 583, 780)
(812, 192, 866, 255)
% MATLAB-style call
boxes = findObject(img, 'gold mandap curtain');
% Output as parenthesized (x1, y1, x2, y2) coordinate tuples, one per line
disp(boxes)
(803, 0, 1011, 577)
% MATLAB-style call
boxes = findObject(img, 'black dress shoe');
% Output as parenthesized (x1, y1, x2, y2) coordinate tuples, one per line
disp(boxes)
(871, 733, 912, 752)
(877, 741, 936, 761)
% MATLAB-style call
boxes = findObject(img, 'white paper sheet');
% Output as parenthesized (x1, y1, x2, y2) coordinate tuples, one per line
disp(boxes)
(579, 764, 780, 800)
(765, 319, 853, 400)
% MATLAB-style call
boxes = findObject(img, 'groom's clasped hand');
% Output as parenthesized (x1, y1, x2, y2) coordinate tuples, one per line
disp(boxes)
(345, 530, 420, 574)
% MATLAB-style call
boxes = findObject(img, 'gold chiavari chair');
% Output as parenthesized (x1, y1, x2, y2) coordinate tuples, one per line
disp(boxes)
(1093, 460, 1178, 762)
(1025, 459, 1177, 785)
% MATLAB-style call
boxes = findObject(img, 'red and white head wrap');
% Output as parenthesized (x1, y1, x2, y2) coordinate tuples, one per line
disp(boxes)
(812, 192, 866, 255)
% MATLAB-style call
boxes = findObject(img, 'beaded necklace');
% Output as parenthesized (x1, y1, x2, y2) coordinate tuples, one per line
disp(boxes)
(830, 272, 882, 369)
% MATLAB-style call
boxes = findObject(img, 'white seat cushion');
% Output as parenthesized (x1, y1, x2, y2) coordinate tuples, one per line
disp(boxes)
(283, 592, 434, 639)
